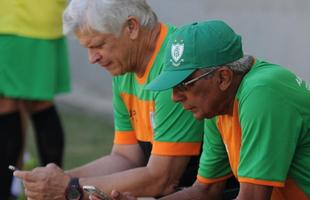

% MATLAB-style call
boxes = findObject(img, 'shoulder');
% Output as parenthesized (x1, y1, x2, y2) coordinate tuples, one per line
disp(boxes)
(237, 59, 296, 104)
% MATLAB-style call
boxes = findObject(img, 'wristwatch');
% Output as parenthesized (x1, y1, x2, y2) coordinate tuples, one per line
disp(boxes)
(65, 177, 83, 200)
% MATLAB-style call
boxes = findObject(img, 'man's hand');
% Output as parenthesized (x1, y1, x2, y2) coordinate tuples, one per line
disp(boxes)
(110, 190, 138, 200)
(88, 190, 137, 200)
(14, 163, 70, 200)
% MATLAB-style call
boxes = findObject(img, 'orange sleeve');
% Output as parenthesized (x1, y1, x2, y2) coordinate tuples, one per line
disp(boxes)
(114, 130, 137, 144)
(238, 177, 284, 187)
(197, 173, 233, 184)
(152, 141, 201, 156)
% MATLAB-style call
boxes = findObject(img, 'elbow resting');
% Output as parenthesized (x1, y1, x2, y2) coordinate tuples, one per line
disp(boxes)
(143, 171, 180, 197)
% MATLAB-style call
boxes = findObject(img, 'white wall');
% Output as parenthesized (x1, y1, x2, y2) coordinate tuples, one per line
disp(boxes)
(149, 0, 310, 77)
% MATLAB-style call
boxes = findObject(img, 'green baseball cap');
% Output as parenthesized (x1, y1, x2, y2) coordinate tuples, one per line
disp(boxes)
(145, 20, 243, 91)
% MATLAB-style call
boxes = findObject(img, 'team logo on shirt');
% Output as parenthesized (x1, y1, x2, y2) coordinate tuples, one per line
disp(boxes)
(170, 40, 184, 67)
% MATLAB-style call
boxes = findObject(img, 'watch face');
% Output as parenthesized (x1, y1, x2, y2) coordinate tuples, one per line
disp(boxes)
(67, 187, 81, 200)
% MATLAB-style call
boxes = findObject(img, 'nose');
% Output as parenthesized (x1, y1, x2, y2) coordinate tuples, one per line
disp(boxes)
(88, 48, 102, 64)
(172, 87, 185, 103)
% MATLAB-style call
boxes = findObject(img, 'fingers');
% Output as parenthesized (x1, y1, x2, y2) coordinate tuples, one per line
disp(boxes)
(13, 166, 45, 182)
(14, 164, 60, 182)
(12, 164, 69, 200)
(46, 162, 60, 169)
(89, 194, 101, 200)
(111, 190, 121, 199)
(111, 190, 137, 200)
(24, 188, 38, 199)
(14, 170, 36, 182)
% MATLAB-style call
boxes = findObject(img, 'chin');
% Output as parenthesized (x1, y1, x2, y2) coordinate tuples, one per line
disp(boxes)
(193, 112, 205, 120)
(107, 70, 122, 76)
(195, 112, 215, 120)
(205, 113, 217, 119)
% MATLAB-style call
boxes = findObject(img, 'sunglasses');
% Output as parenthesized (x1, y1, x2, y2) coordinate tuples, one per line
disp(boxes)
(175, 68, 217, 91)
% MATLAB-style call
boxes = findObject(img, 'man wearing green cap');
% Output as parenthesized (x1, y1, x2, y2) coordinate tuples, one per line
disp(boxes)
(143, 20, 310, 199)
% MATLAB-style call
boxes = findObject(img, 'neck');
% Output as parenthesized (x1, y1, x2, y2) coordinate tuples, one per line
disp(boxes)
(224, 74, 245, 115)
(134, 23, 161, 77)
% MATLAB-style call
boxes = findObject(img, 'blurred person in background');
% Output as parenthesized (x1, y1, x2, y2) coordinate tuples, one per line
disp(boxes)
(0, 0, 70, 199)
(14, 0, 207, 200)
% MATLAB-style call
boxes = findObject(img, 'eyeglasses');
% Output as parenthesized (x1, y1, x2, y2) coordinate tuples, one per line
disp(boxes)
(175, 68, 217, 91)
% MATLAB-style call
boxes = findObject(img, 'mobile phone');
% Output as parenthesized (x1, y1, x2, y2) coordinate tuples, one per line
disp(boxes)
(82, 185, 112, 200)
(8, 165, 18, 172)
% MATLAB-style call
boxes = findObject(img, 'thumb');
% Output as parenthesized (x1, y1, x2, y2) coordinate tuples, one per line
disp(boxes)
(111, 190, 121, 199)
(13, 170, 28, 179)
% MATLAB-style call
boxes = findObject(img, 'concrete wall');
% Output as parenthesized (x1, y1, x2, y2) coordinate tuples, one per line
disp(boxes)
(57, 0, 310, 117)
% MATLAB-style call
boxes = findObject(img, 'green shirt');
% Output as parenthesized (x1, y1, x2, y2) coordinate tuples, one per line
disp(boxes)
(198, 59, 310, 199)
(113, 23, 203, 156)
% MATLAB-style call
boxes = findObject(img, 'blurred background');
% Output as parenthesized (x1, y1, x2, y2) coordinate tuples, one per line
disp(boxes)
(26, 0, 310, 172)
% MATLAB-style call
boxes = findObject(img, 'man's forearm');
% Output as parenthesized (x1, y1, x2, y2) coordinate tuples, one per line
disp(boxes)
(159, 187, 207, 200)
(67, 154, 141, 178)
(159, 181, 226, 200)
(79, 155, 191, 198)
(79, 166, 169, 197)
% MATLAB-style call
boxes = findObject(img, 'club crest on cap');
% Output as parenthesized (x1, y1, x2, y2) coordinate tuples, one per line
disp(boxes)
(170, 40, 184, 67)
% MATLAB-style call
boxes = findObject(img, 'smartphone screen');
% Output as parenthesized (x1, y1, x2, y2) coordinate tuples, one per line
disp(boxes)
(82, 185, 112, 200)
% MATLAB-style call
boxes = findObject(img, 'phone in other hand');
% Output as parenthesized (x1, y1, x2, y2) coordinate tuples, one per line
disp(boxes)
(82, 185, 112, 200)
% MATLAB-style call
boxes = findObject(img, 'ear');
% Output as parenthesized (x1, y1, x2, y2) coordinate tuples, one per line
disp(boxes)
(217, 67, 233, 91)
(126, 16, 140, 40)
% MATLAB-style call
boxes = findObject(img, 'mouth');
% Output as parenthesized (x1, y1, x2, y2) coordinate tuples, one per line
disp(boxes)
(183, 105, 195, 112)
(189, 107, 198, 113)
(99, 61, 112, 68)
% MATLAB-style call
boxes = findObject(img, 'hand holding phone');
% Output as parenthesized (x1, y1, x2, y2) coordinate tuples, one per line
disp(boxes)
(82, 185, 112, 200)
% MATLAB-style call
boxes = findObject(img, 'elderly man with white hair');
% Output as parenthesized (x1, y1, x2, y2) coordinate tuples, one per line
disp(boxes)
(14, 0, 208, 200)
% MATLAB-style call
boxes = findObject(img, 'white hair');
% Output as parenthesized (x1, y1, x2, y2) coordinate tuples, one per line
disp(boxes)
(201, 55, 254, 75)
(225, 55, 254, 74)
(63, 0, 158, 36)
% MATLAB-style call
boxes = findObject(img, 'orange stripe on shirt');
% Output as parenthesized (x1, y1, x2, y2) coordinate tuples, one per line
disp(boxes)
(152, 141, 201, 156)
(135, 23, 168, 85)
(114, 130, 137, 144)
(238, 177, 284, 187)
(216, 100, 242, 176)
(120, 93, 155, 142)
(197, 174, 233, 184)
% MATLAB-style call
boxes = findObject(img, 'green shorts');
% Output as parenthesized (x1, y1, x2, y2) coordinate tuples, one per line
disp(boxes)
(0, 34, 71, 100)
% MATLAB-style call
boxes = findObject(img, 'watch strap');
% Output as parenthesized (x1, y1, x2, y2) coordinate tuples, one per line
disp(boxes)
(65, 177, 83, 200)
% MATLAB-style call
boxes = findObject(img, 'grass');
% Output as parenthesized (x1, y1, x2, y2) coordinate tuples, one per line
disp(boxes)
(27, 110, 114, 169)
(14, 109, 114, 199)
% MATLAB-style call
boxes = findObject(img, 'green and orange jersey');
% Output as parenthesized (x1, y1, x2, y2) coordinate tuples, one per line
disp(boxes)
(113, 23, 203, 156)
(198, 59, 310, 199)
